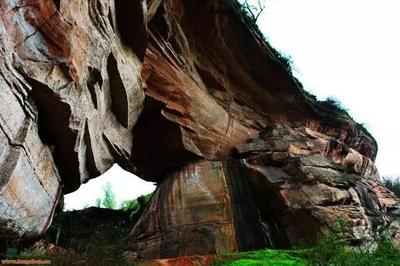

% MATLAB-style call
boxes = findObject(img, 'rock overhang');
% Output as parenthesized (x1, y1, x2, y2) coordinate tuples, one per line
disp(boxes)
(0, 0, 391, 259)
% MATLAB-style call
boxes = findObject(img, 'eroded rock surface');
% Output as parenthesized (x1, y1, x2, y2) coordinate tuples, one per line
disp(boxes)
(239, 126, 397, 247)
(126, 0, 392, 258)
(130, 160, 266, 258)
(0, 0, 398, 260)
(133, 0, 377, 182)
(0, 0, 146, 236)
(129, 126, 398, 258)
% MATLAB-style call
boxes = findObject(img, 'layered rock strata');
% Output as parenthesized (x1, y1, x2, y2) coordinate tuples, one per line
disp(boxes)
(128, 126, 399, 258)
(0, 0, 146, 235)
(0, 0, 397, 260)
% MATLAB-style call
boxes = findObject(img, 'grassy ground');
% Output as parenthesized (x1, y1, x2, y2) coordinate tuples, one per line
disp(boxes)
(211, 238, 400, 266)
(4, 239, 400, 266)
(3, 204, 400, 265)
(212, 249, 306, 266)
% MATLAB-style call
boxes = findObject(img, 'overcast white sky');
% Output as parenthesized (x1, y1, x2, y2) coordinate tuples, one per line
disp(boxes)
(258, 0, 400, 178)
(65, 0, 400, 210)
(64, 165, 155, 210)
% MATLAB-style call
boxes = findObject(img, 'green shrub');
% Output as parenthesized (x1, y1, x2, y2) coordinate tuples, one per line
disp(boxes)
(95, 182, 117, 209)
(212, 249, 306, 266)
(324, 97, 347, 111)
(213, 219, 400, 266)
(0, 221, 22, 258)
(235, 0, 294, 74)
(320, 97, 349, 116)
(120, 193, 153, 220)
(302, 219, 400, 266)
(5, 247, 18, 259)
(304, 239, 400, 266)
(303, 220, 348, 266)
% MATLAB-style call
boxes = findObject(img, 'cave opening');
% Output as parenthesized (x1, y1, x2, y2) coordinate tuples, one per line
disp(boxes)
(63, 164, 155, 211)
(42, 164, 156, 259)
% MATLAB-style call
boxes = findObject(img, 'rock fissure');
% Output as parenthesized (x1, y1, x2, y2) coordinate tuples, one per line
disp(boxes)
(12, 11, 59, 50)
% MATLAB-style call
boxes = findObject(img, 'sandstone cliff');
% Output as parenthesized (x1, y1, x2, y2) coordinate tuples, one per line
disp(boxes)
(0, 0, 398, 260)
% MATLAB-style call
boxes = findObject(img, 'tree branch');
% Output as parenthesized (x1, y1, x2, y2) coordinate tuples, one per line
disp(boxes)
(242, 0, 266, 23)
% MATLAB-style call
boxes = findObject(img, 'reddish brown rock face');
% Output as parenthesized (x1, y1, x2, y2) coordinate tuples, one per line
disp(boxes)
(0, 0, 146, 236)
(0, 0, 397, 260)
(128, 126, 397, 259)
(130, 160, 266, 258)
(131, 0, 378, 181)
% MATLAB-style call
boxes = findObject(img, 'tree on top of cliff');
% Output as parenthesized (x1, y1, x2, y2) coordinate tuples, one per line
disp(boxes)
(237, 0, 266, 36)
(240, 0, 266, 23)
(322, 97, 350, 116)
(236, 0, 294, 74)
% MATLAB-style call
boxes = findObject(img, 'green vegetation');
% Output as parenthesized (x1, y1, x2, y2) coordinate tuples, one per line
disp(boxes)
(120, 193, 153, 220)
(41, 207, 132, 265)
(212, 238, 400, 266)
(235, 0, 294, 74)
(212, 249, 306, 266)
(94, 183, 153, 218)
(4, 242, 131, 266)
(95, 182, 117, 209)
(301, 219, 400, 266)
(234, 1, 363, 123)
(301, 89, 353, 118)
(234, 0, 374, 141)
(383, 177, 400, 198)
(321, 97, 349, 115)
(0, 191, 155, 264)
(3, 217, 400, 265)
(304, 238, 400, 266)
(213, 220, 400, 266)
(238, 0, 265, 24)
(237, 0, 265, 27)
(120, 193, 152, 211)
(235, 1, 367, 125)
(0, 221, 22, 259)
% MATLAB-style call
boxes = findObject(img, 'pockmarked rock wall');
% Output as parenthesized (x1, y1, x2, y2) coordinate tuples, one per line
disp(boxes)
(0, 0, 146, 236)
(0, 0, 398, 259)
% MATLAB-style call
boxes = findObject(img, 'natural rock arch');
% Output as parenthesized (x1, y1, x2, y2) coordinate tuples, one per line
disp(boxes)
(0, 0, 398, 260)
